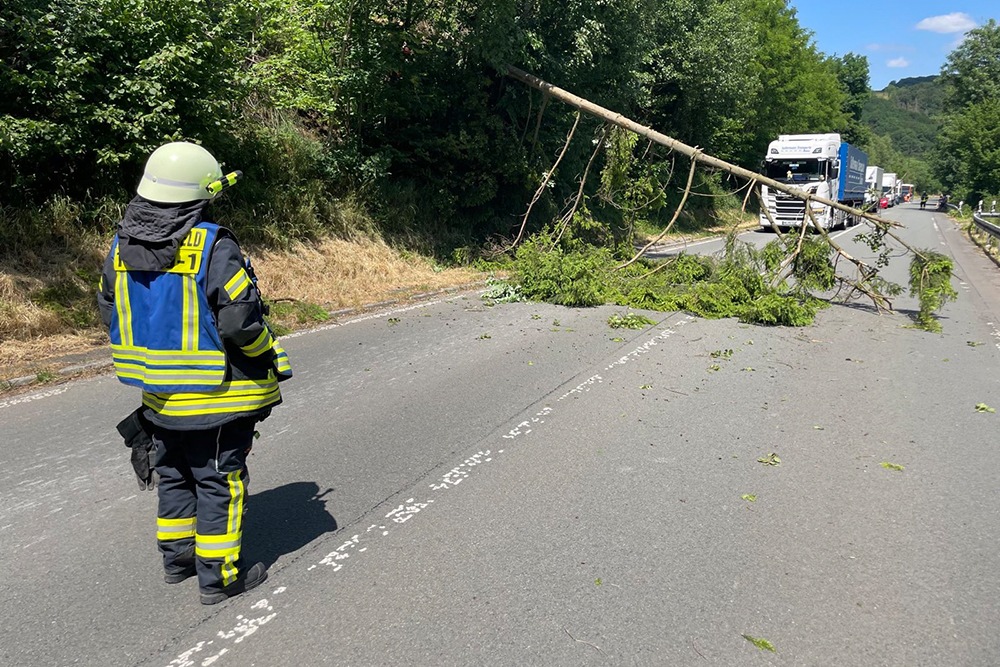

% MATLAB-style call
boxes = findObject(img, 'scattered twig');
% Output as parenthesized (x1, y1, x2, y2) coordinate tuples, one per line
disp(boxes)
(563, 627, 602, 653)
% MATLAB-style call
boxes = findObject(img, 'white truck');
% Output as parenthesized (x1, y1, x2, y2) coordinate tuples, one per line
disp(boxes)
(865, 166, 884, 209)
(760, 133, 869, 230)
(881, 173, 899, 206)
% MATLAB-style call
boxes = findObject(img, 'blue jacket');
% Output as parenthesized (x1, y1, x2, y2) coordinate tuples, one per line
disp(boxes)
(98, 200, 290, 430)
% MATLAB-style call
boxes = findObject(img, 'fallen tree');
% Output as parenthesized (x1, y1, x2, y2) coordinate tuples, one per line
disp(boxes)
(496, 66, 955, 330)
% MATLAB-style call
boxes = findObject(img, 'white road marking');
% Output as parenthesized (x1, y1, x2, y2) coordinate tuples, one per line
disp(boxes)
(0, 386, 69, 411)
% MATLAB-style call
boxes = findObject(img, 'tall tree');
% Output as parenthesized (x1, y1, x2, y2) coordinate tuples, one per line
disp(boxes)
(832, 52, 871, 146)
(935, 19, 1000, 199)
(940, 19, 1000, 111)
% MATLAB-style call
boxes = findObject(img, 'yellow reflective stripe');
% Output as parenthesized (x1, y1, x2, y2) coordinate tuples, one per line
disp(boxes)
(224, 269, 252, 301)
(224, 470, 244, 585)
(111, 345, 226, 362)
(156, 516, 197, 541)
(195, 544, 240, 559)
(181, 275, 198, 351)
(141, 375, 280, 416)
(240, 328, 273, 358)
(115, 364, 223, 378)
(195, 533, 241, 559)
(222, 555, 237, 585)
(275, 354, 291, 373)
(144, 377, 278, 400)
(115, 364, 224, 376)
(115, 271, 133, 347)
(272, 342, 292, 374)
(227, 471, 244, 536)
(112, 345, 224, 357)
(142, 390, 281, 417)
(117, 369, 222, 383)
(158, 517, 197, 528)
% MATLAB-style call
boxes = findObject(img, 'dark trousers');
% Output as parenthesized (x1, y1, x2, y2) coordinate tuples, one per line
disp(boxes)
(153, 418, 253, 593)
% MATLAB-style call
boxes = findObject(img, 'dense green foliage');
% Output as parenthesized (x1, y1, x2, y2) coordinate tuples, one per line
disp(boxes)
(509, 229, 828, 326)
(1, 0, 861, 253)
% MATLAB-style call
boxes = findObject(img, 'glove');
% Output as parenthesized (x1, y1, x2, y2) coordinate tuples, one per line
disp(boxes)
(115, 408, 159, 490)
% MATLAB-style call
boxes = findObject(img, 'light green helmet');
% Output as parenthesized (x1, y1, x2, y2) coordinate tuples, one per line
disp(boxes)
(136, 141, 225, 203)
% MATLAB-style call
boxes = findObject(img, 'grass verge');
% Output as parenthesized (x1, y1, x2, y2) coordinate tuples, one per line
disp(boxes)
(1, 234, 484, 383)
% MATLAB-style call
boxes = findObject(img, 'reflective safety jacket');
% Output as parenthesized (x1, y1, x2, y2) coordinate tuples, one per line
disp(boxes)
(99, 209, 290, 430)
(110, 223, 228, 392)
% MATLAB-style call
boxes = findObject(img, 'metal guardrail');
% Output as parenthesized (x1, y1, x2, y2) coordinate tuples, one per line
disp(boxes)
(938, 198, 1000, 240)
(973, 210, 1000, 239)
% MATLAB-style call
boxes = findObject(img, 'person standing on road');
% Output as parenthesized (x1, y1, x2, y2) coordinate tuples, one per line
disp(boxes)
(97, 141, 292, 605)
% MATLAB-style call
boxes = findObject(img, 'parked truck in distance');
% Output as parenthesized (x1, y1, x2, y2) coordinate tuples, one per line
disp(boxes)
(760, 133, 868, 230)
(865, 166, 884, 210)
(882, 173, 899, 206)
(899, 183, 914, 203)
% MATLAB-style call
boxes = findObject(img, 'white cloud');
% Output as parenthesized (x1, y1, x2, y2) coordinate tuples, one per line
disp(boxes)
(915, 13, 977, 34)
(887, 57, 910, 68)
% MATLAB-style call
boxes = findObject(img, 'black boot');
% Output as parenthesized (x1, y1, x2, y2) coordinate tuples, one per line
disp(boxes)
(164, 545, 196, 584)
(200, 562, 268, 605)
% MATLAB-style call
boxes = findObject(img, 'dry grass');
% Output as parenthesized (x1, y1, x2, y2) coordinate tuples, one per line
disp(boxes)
(1, 235, 484, 381)
(0, 273, 66, 340)
(255, 237, 482, 308)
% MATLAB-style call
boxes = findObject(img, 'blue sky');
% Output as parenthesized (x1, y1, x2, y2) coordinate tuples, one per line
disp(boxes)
(787, 1, 998, 89)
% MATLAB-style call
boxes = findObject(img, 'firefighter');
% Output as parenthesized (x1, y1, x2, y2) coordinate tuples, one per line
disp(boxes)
(97, 141, 292, 605)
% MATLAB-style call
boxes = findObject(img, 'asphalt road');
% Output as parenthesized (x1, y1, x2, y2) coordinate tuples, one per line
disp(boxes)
(2, 203, 999, 666)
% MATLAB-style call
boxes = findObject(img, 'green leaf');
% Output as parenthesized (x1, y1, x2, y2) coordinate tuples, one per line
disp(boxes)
(880, 461, 905, 471)
(742, 634, 776, 652)
(741, 494, 757, 502)
(975, 403, 995, 413)
(757, 453, 781, 466)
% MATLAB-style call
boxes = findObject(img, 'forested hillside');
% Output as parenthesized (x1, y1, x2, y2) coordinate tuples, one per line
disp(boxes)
(861, 76, 944, 193)
(865, 78, 942, 156)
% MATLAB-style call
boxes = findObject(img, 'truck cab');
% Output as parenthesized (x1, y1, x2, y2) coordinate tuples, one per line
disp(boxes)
(759, 133, 867, 230)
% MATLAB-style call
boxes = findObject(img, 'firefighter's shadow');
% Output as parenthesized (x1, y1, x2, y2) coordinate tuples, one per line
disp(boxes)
(242, 481, 338, 567)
